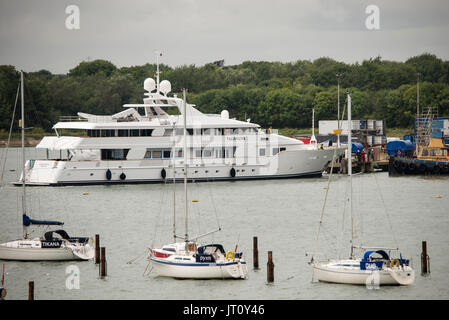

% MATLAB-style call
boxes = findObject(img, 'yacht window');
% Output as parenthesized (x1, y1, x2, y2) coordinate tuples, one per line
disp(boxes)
(203, 149, 212, 158)
(175, 149, 183, 158)
(118, 129, 129, 137)
(101, 129, 115, 137)
(430, 149, 436, 156)
(215, 128, 223, 135)
(232, 128, 241, 135)
(140, 129, 153, 136)
(101, 149, 129, 160)
(272, 148, 280, 155)
(259, 148, 266, 156)
(195, 150, 202, 158)
(280, 147, 286, 152)
(144, 148, 182, 159)
(153, 150, 163, 158)
(87, 129, 101, 137)
(130, 129, 140, 137)
(224, 128, 231, 135)
(163, 129, 174, 136)
(422, 149, 428, 156)
(163, 149, 171, 159)
(202, 129, 211, 135)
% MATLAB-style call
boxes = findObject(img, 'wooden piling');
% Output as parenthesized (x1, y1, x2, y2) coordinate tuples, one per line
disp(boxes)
(267, 251, 274, 283)
(1, 264, 4, 286)
(253, 237, 259, 269)
(100, 247, 107, 277)
(28, 281, 34, 300)
(95, 234, 100, 264)
(421, 241, 430, 275)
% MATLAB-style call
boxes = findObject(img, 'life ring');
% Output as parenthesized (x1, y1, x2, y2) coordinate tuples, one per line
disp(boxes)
(225, 251, 234, 260)
(230, 167, 236, 178)
(390, 259, 400, 268)
(106, 169, 112, 180)
(120, 172, 126, 180)
(161, 168, 166, 179)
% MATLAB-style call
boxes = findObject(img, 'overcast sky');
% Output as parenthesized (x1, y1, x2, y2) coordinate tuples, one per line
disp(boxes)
(1, 0, 448, 74)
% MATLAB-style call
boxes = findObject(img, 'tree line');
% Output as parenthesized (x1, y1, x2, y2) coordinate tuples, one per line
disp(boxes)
(1, 53, 448, 135)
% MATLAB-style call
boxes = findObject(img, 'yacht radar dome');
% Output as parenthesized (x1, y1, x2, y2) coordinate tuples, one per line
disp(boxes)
(221, 110, 229, 119)
(144, 78, 156, 92)
(159, 80, 172, 96)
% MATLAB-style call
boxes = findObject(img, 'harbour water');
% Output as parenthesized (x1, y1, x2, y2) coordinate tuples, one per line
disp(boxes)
(1, 148, 448, 300)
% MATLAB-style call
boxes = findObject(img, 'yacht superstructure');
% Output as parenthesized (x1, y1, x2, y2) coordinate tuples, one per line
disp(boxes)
(17, 76, 342, 186)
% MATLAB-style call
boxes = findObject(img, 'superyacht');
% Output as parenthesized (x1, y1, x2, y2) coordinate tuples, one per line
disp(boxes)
(17, 72, 342, 185)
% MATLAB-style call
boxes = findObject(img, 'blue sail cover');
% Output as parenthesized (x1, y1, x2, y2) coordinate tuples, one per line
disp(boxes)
(22, 214, 64, 227)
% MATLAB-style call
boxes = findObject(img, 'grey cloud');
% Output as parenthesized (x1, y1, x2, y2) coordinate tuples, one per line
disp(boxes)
(0, 0, 448, 73)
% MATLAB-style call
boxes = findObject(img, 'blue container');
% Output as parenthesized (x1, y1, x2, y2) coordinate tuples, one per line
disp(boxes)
(386, 140, 415, 157)
(352, 143, 364, 154)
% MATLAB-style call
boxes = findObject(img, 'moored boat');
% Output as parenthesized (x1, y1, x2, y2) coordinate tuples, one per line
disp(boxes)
(148, 90, 248, 280)
(15, 58, 343, 186)
(310, 93, 415, 286)
(0, 71, 94, 262)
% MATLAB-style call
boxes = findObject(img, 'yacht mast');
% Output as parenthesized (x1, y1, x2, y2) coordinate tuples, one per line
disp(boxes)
(347, 93, 354, 258)
(20, 71, 27, 239)
(183, 89, 188, 243)
(172, 121, 176, 242)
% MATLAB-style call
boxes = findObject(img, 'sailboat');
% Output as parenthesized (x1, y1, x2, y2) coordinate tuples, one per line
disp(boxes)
(0, 71, 94, 261)
(310, 93, 414, 286)
(149, 89, 248, 279)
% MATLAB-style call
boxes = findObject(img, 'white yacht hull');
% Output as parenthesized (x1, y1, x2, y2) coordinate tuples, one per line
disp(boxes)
(0, 241, 94, 261)
(151, 258, 248, 279)
(312, 263, 415, 286)
(0, 246, 81, 261)
(18, 148, 340, 186)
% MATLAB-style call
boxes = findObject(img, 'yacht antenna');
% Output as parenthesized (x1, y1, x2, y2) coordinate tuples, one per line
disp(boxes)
(156, 51, 162, 93)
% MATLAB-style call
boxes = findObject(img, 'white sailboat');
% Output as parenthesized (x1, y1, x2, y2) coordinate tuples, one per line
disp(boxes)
(149, 89, 248, 279)
(0, 72, 94, 261)
(310, 93, 414, 286)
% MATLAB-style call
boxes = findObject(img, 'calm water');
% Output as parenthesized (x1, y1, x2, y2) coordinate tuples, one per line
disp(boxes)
(1, 148, 448, 300)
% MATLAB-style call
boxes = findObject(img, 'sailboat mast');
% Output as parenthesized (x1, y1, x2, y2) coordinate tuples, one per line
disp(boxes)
(347, 93, 354, 258)
(20, 71, 27, 238)
(183, 89, 188, 243)
(172, 121, 176, 242)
